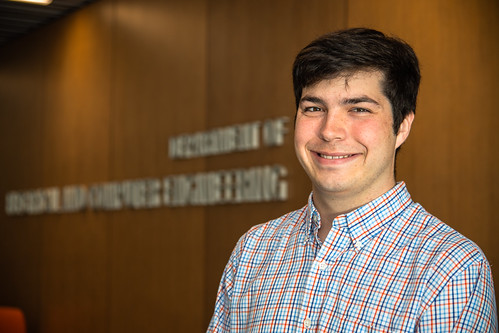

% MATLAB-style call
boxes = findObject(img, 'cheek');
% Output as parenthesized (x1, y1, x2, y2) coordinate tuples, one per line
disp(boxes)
(294, 119, 313, 146)
(351, 120, 394, 148)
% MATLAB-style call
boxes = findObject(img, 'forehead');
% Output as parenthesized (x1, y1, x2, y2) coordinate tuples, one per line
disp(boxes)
(303, 70, 386, 96)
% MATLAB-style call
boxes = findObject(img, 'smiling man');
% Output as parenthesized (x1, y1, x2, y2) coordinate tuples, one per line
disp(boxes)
(208, 28, 497, 332)
(294, 71, 413, 240)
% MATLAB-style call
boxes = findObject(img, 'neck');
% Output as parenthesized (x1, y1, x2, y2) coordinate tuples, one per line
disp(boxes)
(313, 193, 360, 225)
(312, 181, 396, 238)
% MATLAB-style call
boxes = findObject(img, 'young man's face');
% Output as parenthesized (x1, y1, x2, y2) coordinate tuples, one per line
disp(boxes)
(294, 70, 413, 206)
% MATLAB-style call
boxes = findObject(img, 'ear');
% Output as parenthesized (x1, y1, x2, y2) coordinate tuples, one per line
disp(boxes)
(395, 112, 414, 149)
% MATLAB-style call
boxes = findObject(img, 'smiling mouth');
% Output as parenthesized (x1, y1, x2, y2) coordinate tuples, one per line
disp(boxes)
(318, 153, 354, 160)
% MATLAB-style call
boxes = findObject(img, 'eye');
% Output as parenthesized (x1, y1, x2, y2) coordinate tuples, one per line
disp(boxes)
(351, 107, 371, 113)
(303, 106, 323, 112)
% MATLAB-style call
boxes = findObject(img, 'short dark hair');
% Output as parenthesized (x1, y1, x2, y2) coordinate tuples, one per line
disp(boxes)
(292, 28, 421, 134)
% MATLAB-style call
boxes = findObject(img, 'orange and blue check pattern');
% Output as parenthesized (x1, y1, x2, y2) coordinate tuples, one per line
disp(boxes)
(208, 182, 497, 332)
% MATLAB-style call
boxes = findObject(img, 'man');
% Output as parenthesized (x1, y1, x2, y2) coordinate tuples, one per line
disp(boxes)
(208, 28, 497, 332)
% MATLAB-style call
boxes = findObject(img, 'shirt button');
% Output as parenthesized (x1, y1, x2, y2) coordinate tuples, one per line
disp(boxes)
(319, 261, 327, 271)
(304, 317, 311, 329)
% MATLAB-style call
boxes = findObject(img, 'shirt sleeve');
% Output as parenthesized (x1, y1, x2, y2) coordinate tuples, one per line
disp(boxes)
(418, 259, 498, 332)
(207, 243, 240, 333)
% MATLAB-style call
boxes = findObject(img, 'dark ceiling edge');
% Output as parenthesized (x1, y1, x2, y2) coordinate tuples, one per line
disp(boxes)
(0, 0, 96, 48)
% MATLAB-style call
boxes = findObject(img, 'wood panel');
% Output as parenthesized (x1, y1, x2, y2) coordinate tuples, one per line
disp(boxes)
(0, 34, 46, 333)
(108, 0, 207, 332)
(35, 2, 113, 332)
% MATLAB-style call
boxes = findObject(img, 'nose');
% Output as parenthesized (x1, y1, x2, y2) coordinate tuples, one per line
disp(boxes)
(319, 110, 346, 142)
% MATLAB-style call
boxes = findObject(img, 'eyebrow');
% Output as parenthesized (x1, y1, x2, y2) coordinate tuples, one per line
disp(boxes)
(299, 96, 326, 105)
(299, 95, 380, 106)
(341, 96, 380, 106)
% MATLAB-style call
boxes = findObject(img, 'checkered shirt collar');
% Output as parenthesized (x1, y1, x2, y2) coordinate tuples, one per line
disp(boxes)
(306, 182, 413, 251)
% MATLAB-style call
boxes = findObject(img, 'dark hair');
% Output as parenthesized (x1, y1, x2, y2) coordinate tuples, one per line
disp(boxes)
(293, 28, 421, 134)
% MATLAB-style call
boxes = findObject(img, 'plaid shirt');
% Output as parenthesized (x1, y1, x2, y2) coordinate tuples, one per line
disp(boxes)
(208, 182, 497, 332)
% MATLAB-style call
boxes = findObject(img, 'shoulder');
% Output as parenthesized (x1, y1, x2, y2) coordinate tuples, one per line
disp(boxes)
(401, 205, 497, 325)
(395, 202, 490, 295)
(248, 206, 307, 237)
(239, 206, 307, 246)
(372, 200, 488, 279)
(230, 206, 308, 261)
(405, 203, 485, 265)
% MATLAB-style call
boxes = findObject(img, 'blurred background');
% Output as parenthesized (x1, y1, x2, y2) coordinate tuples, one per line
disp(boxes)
(0, 0, 498, 332)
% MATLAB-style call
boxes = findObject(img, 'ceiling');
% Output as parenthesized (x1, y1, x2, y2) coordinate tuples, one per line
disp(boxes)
(0, 0, 94, 47)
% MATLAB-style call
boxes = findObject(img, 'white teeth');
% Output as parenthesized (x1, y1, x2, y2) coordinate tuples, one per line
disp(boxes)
(319, 154, 352, 160)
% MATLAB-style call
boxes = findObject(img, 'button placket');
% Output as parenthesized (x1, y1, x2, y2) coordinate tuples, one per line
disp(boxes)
(318, 261, 327, 271)
(303, 317, 312, 329)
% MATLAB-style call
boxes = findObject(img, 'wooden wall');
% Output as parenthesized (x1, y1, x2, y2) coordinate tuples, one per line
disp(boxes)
(0, 0, 497, 332)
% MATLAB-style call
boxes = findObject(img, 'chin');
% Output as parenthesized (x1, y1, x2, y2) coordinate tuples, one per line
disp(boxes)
(314, 181, 351, 194)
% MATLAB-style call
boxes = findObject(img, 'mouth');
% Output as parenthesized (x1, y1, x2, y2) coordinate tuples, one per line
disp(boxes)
(317, 153, 355, 160)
